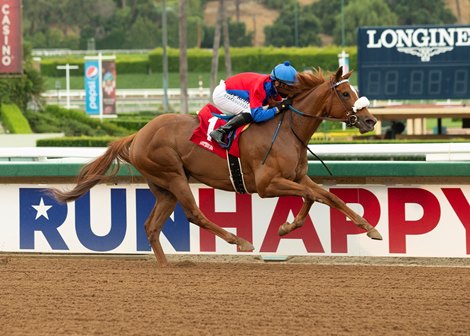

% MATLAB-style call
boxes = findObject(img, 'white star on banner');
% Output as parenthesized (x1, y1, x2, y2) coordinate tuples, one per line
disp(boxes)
(32, 197, 53, 220)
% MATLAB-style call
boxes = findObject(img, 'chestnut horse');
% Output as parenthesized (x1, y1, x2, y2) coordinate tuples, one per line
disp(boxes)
(50, 67, 382, 266)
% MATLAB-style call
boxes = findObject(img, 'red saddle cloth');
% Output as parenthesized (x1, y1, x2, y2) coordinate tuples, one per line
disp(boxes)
(190, 103, 246, 159)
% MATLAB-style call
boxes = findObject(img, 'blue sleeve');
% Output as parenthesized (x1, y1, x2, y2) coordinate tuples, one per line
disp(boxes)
(251, 106, 277, 123)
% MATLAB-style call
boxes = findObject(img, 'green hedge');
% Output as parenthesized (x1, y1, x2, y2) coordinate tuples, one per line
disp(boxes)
(40, 54, 149, 77)
(40, 47, 357, 77)
(106, 112, 167, 131)
(149, 46, 357, 73)
(24, 105, 130, 137)
(0, 103, 33, 134)
(108, 118, 153, 132)
(37, 136, 118, 147)
(44, 105, 129, 135)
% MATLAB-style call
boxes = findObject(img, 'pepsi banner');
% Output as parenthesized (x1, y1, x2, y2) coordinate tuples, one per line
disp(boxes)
(358, 25, 470, 100)
(84, 55, 117, 116)
(0, 0, 23, 74)
(1, 183, 469, 257)
(84, 59, 101, 115)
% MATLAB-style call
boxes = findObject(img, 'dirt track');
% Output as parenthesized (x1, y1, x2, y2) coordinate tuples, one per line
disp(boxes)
(0, 255, 469, 336)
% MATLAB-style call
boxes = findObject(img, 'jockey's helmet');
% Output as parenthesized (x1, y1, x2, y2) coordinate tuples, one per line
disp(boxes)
(270, 61, 297, 85)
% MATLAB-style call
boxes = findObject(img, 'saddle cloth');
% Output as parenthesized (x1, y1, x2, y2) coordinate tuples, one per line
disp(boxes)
(190, 103, 247, 159)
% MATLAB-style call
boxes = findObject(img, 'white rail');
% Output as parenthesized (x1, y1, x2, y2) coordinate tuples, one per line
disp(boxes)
(308, 143, 470, 161)
(0, 143, 468, 162)
(44, 88, 210, 100)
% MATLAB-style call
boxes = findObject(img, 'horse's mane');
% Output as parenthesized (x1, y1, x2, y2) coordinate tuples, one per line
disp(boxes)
(292, 68, 328, 94)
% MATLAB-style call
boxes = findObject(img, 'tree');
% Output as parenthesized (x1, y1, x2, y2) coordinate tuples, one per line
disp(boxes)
(264, 3, 322, 47)
(0, 44, 45, 111)
(125, 16, 161, 48)
(179, 0, 189, 114)
(201, 21, 252, 48)
(385, 0, 456, 25)
(311, 0, 349, 36)
(333, 0, 398, 46)
(210, 0, 224, 96)
(222, 0, 232, 77)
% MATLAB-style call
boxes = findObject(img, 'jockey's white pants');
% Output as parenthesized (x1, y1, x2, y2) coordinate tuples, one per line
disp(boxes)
(212, 80, 250, 116)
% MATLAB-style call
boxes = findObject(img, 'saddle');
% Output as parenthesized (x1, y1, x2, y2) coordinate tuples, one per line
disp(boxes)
(190, 103, 249, 193)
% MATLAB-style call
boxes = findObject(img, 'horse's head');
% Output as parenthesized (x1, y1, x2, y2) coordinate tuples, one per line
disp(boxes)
(326, 67, 377, 134)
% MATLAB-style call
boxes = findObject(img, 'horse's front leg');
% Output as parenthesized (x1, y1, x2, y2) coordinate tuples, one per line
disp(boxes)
(299, 176, 382, 240)
(257, 175, 382, 240)
(256, 175, 317, 236)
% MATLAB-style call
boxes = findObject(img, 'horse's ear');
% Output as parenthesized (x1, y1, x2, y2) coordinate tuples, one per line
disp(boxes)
(342, 70, 353, 80)
(335, 66, 343, 82)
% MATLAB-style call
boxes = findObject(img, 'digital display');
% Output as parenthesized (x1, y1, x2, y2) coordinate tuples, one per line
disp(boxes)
(358, 25, 470, 100)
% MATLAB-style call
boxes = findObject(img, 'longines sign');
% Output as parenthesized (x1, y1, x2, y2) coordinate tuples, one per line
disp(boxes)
(358, 25, 470, 100)
(0, 0, 22, 74)
(365, 26, 470, 62)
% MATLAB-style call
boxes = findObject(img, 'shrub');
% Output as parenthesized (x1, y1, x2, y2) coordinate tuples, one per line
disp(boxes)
(40, 54, 149, 77)
(24, 105, 130, 137)
(37, 136, 118, 147)
(148, 46, 357, 73)
(0, 103, 33, 134)
(0, 44, 45, 110)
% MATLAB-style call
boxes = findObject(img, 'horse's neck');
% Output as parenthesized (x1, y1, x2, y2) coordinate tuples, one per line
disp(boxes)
(290, 89, 329, 143)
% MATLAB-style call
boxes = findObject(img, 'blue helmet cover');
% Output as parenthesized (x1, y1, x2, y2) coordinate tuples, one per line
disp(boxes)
(270, 61, 298, 85)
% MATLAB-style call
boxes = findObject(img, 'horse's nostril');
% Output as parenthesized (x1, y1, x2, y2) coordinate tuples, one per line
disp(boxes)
(366, 118, 377, 128)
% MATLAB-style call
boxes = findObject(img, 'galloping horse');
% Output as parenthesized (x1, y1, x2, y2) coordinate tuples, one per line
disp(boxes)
(50, 67, 382, 266)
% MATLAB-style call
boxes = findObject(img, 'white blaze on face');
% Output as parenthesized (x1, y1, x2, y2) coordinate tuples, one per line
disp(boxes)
(348, 83, 359, 100)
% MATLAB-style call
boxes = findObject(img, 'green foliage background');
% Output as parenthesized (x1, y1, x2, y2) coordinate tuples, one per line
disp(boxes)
(22, 0, 457, 49)
(0, 45, 45, 111)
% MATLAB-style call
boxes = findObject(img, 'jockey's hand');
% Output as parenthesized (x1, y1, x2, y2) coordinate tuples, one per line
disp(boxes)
(276, 99, 292, 113)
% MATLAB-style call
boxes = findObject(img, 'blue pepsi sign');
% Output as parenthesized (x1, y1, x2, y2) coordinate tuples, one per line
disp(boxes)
(358, 25, 470, 100)
(84, 60, 101, 115)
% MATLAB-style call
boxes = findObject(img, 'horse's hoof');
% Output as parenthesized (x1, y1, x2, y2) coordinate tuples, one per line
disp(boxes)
(156, 261, 169, 267)
(367, 228, 383, 240)
(278, 223, 290, 236)
(239, 240, 255, 251)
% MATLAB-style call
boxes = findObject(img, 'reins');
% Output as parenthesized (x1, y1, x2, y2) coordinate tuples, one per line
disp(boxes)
(287, 110, 334, 176)
(261, 110, 285, 165)
(289, 105, 350, 123)
(288, 79, 359, 127)
(261, 78, 360, 174)
(260, 108, 333, 176)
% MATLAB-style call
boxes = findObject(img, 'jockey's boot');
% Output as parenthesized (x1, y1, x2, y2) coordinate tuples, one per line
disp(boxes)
(210, 113, 253, 147)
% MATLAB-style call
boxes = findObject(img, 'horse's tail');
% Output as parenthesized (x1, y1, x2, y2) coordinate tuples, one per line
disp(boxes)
(50, 134, 136, 203)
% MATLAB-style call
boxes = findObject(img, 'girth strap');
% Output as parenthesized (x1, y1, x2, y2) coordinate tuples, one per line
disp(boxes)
(226, 152, 248, 194)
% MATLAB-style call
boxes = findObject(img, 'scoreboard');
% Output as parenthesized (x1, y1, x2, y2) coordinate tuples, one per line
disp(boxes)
(357, 25, 470, 100)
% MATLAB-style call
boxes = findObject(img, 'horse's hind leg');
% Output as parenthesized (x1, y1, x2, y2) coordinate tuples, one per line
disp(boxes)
(145, 184, 177, 267)
(169, 178, 255, 252)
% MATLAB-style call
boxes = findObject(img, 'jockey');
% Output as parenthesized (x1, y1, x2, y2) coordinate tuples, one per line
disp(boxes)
(209, 61, 298, 147)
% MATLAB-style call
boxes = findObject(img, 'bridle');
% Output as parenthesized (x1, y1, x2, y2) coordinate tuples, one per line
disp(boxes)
(288, 78, 364, 127)
(263, 78, 368, 173)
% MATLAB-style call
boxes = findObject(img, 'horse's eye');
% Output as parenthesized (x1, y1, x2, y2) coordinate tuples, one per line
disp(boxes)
(342, 91, 350, 98)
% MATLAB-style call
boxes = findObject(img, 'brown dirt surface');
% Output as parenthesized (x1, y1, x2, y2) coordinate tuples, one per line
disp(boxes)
(0, 254, 469, 336)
